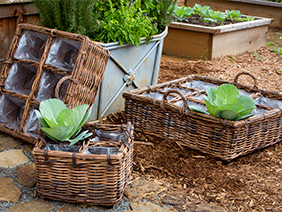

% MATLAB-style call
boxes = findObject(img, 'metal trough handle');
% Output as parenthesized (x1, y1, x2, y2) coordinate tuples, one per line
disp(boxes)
(162, 89, 189, 115)
(55, 75, 79, 100)
(234, 71, 258, 89)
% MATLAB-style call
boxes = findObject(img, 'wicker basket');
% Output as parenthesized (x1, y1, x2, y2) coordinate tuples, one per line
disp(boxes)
(32, 123, 134, 205)
(0, 23, 110, 144)
(123, 72, 282, 161)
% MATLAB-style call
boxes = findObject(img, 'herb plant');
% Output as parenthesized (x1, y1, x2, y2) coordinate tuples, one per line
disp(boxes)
(33, 0, 100, 38)
(94, 0, 156, 46)
(173, 4, 255, 25)
(190, 84, 256, 121)
(35, 99, 92, 146)
(141, 0, 176, 34)
(33, 0, 176, 46)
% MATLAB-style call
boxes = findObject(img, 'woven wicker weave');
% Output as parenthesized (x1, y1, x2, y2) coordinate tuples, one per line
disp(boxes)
(0, 23, 110, 144)
(33, 123, 134, 205)
(123, 72, 282, 161)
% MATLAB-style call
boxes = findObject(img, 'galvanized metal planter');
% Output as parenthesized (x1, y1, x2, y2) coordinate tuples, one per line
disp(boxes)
(89, 27, 168, 121)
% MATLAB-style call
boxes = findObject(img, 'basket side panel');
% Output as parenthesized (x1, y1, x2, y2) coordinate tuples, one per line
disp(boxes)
(64, 42, 110, 108)
(33, 131, 133, 206)
(124, 97, 282, 160)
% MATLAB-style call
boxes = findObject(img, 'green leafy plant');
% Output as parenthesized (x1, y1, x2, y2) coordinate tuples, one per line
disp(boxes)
(229, 56, 236, 62)
(33, 0, 176, 46)
(267, 42, 282, 56)
(95, 0, 156, 46)
(173, 6, 193, 21)
(35, 99, 92, 146)
(270, 46, 282, 56)
(33, 0, 100, 38)
(267, 42, 276, 47)
(141, 0, 177, 34)
(173, 4, 255, 25)
(225, 10, 254, 22)
(193, 4, 225, 23)
(202, 10, 225, 23)
(190, 84, 256, 121)
(249, 51, 264, 61)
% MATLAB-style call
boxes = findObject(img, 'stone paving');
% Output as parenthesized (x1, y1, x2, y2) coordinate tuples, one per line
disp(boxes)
(0, 133, 226, 212)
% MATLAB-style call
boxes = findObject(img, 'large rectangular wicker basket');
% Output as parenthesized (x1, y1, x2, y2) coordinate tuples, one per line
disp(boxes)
(0, 23, 110, 144)
(32, 123, 134, 206)
(123, 72, 282, 161)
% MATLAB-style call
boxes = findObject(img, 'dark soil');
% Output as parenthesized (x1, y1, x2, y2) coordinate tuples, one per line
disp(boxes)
(177, 14, 242, 27)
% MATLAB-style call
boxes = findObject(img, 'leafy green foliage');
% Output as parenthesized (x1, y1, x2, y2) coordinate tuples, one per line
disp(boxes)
(141, 0, 177, 34)
(94, 0, 157, 46)
(173, 4, 193, 21)
(33, 0, 176, 46)
(270, 46, 282, 56)
(173, 4, 255, 25)
(33, 0, 100, 37)
(35, 99, 92, 146)
(190, 84, 256, 121)
(267, 42, 282, 56)
(249, 51, 264, 61)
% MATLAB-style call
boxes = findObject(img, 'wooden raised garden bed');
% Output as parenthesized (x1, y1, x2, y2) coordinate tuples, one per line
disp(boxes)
(163, 16, 272, 60)
(184, 0, 282, 28)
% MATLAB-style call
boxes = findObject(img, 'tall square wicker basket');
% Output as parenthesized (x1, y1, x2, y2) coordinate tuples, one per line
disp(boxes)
(0, 23, 110, 144)
(123, 72, 282, 161)
(32, 123, 134, 206)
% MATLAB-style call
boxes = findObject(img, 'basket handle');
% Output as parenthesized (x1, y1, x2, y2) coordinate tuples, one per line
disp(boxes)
(233, 71, 258, 89)
(55, 75, 79, 100)
(161, 89, 189, 115)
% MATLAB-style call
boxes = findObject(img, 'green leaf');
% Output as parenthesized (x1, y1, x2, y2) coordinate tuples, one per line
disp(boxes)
(219, 103, 244, 113)
(205, 98, 221, 117)
(238, 95, 256, 110)
(62, 104, 89, 139)
(35, 110, 49, 128)
(217, 110, 239, 121)
(206, 87, 217, 104)
(76, 104, 92, 130)
(215, 84, 239, 106)
(41, 126, 74, 141)
(56, 108, 72, 126)
(39, 99, 67, 128)
(236, 114, 253, 120)
(68, 130, 92, 146)
(189, 106, 209, 114)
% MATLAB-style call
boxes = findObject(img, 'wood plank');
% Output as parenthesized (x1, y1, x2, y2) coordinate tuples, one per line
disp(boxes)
(229, 0, 282, 8)
(0, 15, 38, 58)
(212, 26, 268, 58)
(169, 22, 220, 34)
(163, 28, 212, 59)
(177, 0, 185, 6)
(0, 3, 39, 19)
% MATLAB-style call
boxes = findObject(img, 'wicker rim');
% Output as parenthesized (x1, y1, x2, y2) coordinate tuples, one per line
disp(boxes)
(34, 123, 134, 162)
(123, 72, 282, 128)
